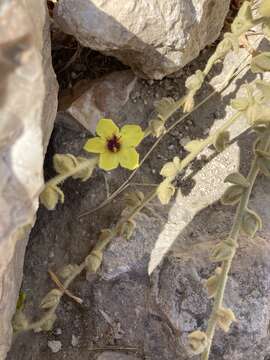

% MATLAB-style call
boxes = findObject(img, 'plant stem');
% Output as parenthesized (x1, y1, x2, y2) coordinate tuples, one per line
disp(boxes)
(201, 131, 270, 360)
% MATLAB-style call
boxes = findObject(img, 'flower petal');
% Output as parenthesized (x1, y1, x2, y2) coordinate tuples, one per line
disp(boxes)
(84, 137, 106, 153)
(96, 118, 120, 139)
(119, 147, 139, 170)
(120, 124, 144, 147)
(99, 151, 119, 171)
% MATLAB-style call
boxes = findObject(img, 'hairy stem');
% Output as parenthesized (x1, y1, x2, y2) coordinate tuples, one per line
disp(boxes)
(201, 131, 270, 360)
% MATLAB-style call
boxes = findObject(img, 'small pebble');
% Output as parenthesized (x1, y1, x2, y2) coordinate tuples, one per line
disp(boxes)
(55, 328, 62, 335)
(71, 334, 79, 347)
(168, 144, 175, 150)
(48, 340, 62, 353)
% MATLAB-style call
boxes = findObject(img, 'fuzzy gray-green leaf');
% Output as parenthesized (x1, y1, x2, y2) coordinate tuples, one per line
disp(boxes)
(224, 172, 249, 188)
(155, 97, 175, 120)
(263, 19, 270, 40)
(40, 313, 57, 332)
(12, 311, 29, 332)
(221, 185, 244, 205)
(40, 289, 62, 309)
(53, 154, 77, 175)
(241, 208, 262, 237)
(214, 131, 230, 152)
(257, 157, 270, 177)
(251, 52, 270, 73)
(58, 264, 80, 280)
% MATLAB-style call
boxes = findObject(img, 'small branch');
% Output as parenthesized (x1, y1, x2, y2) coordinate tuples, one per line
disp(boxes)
(48, 270, 83, 304)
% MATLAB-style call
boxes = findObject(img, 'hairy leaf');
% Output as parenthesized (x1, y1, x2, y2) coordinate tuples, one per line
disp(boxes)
(40, 185, 64, 210)
(216, 307, 236, 332)
(117, 220, 136, 240)
(157, 179, 175, 205)
(256, 149, 270, 177)
(53, 154, 77, 175)
(260, 0, 270, 17)
(125, 190, 144, 207)
(40, 313, 57, 332)
(241, 208, 262, 237)
(251, 52, 270, 73)
(230, 97, 249, 111)
(204, 267, 222, 298)
(149, 118, 165, 137)
(40, 289, 62, 309)
(12, 311, 29, 332)
(263, 19, 270, 40)
(224, 172, 249, 188)
(160, 157, 181, 178)
(184, 139, 204, 153)
(185, 70, 204, 91)
(258, 156, 270, 177)
(155, 97, 175, 120)
(214, 131, 230, 152)
(210, 238, 236, 262)
(58, 264, 80, 280)
(72, 157, 95, 181)
(85, 250, 103, 273)
(254, 80, 270, 101)
(231, 1, 253, 36)
(221, 185, 244, 205)
(188, 330, 208, 355)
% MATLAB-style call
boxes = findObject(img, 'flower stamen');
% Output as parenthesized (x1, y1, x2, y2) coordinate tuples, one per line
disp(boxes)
(107, 135, 121, 153)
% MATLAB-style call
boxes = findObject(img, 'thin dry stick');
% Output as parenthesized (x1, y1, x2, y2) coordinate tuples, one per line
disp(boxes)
(48, 270, 83, 304)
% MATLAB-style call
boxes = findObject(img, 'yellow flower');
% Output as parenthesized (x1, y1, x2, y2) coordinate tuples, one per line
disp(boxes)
(84, 118, 144, 171)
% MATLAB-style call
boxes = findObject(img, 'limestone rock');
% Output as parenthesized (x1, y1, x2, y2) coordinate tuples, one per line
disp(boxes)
(54, 0, 230, 79)
(64, 70, 137, 133)
(0, 0, 58, 358)
(47, 340, 62, 353)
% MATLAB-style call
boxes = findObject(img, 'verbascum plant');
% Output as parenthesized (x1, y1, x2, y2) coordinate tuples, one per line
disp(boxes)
(14, 2, 270, 359)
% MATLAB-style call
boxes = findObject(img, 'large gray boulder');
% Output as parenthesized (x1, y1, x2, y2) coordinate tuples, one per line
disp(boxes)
(0, 0, 58, 358)
(54, 0, 230, 79)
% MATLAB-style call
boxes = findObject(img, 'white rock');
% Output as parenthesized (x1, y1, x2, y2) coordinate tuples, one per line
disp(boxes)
(48, 340, 62, 353)
(71, 334, 79, 347)
(54, 0, 230, 79)
(64, 70, 137, 133)
(0, 0, 58, 358)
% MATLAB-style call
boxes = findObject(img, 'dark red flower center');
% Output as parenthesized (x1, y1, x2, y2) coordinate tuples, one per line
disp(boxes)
(107, 135, 121, 153)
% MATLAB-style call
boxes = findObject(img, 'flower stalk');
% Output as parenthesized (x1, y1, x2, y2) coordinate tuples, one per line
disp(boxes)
(201, 128, 270, 360)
